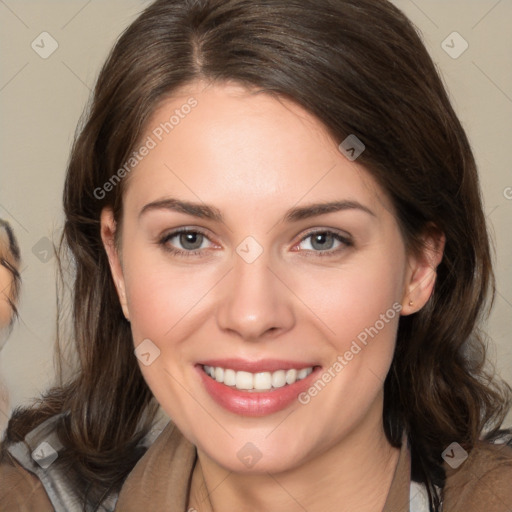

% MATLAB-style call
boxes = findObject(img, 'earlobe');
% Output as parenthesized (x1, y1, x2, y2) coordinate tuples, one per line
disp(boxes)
(401, 227, 445, 316)
(100, 208, 130, 321)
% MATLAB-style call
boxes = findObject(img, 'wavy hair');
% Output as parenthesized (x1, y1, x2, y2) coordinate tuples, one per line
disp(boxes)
(2, 0, 511, 510)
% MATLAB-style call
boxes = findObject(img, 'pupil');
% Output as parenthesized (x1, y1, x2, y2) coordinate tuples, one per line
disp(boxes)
(180, 232, 202, 250)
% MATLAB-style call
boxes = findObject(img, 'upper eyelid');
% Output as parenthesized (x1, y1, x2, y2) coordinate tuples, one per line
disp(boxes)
(161, 226, 211, 239)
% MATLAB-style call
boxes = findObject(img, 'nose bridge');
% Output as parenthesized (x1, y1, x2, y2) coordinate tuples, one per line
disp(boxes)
(216, 244, 295, 340)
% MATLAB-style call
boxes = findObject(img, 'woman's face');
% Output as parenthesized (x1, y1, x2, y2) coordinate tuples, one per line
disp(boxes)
(102, 80, 437, 473)
(0, 263, 14, 329)
(0, 235, 16, 331)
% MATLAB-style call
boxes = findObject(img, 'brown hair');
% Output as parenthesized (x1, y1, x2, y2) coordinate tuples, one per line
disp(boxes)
(2, 0, 511, 510)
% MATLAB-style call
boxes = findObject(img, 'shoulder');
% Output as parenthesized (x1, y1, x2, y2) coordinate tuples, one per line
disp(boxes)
(443, 437, 512, 511)
(1, 410, 172, 512)
(0, 452, 54, 511)
(0, 413, 65, 511)
(115, 420, 197, 510)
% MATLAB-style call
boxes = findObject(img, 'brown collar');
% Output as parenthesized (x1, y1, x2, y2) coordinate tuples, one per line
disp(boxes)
(115, 422, 412, 511)
(383, 430, 412, 512)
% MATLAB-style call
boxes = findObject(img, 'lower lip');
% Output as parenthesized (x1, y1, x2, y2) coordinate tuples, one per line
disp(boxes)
(196, 365, 321, 417)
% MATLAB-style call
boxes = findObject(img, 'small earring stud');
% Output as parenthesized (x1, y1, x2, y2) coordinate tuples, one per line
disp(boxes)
(409, 300, 414, 307)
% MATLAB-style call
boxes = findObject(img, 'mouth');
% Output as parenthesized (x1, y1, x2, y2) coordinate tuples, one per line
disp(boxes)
(196, 359, 321, 416)
(202, 364, 314, 392)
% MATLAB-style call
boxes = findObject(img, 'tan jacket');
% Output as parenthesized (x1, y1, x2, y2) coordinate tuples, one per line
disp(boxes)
(1, 419, 512, 511)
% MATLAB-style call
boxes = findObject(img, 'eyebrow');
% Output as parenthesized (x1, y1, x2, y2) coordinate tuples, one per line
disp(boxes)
(138, 197, 376, 223)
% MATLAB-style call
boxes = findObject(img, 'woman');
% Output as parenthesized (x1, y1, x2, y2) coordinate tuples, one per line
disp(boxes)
(0, 219, 21, 434)
(1, 0, 511, 510)
(0, 220, 20, 343)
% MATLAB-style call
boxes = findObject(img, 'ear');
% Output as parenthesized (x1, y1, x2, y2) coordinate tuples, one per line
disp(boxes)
(100, 207, 130, 321)
(401, 225, 445, 316)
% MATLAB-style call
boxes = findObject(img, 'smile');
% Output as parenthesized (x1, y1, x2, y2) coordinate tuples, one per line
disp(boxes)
(203, 365, 314, 392)
(196, 359, 321, 416)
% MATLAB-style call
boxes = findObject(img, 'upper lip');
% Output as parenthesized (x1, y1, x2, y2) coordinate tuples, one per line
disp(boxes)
(197, 358, 319, 373)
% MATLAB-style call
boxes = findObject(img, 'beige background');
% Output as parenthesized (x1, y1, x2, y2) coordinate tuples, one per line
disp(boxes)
(0, 0, 511, 434)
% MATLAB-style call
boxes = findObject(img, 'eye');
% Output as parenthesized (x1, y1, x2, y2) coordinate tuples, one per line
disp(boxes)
(295, 230, 352, 256)
(158, 228, 352, 258)
(158, 228, 215, 256)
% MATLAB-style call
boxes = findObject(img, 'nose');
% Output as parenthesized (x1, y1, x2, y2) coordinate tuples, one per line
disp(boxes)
(216, 250, 295, 341)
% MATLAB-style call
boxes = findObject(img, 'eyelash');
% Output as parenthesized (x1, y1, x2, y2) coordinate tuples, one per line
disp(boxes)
(158, 228, 353, 258)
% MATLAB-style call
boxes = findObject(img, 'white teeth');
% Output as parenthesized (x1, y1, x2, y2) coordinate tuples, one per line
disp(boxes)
(223, 368, 236, 386)
(203, 365, 314, 392)
(214, 367, 224, 382)
(297, 368, 308, 379)
(254, 372, 272, 390)
(236, 371, 253, 390)
(285, 369, 297, 385)
(271, 370, 286, 388)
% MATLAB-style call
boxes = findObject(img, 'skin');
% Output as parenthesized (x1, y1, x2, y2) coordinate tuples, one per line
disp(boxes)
(0, 237, 17, 433)
(0, 230, 17, 333)
(101, 80, 444, 512)
(0, 264, 14, 329)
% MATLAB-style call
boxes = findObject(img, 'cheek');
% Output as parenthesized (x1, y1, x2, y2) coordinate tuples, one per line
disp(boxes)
(290, 260, 402, 434)
(122, 248, 218, 343)
(288, 254, 404, 351)
(121, 254, 215, 420)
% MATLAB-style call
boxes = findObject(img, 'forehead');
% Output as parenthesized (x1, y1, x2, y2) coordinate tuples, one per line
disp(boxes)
(123, 80, 394, 218)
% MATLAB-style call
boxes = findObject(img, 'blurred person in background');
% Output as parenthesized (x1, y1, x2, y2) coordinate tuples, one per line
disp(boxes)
(0, 219, 21, 434)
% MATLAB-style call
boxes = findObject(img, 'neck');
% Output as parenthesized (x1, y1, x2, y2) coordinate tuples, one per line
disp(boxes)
(188, 398, 401, 512)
